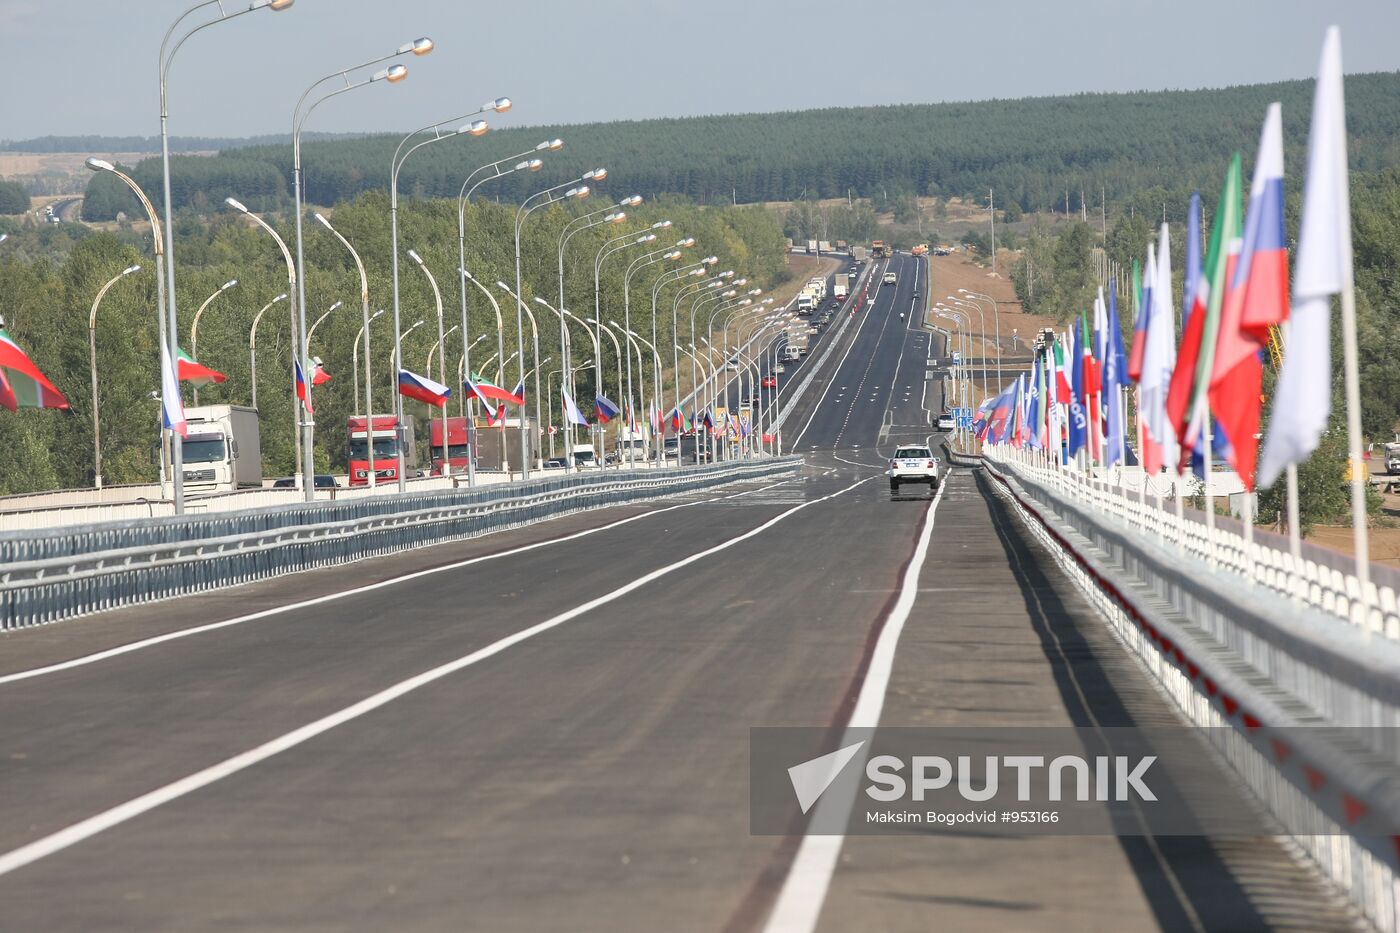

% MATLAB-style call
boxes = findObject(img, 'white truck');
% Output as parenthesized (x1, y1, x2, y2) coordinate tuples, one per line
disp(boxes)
(783, 344, 802, 363)
(616, 427, 651, 463)
(833, 273, 849, 300)
(179, 404, 262, 492)
(807, 277, 827, 300)
(796, 292, 816, 315)
(806, 239, 819, 254)
(887, 444, 940, 494)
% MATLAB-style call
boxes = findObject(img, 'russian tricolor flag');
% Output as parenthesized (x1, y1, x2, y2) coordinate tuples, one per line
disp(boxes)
(399, 368, 452, 408)
(295, 358, 314, 414)
(1208, 102, 1289, 488)
(595, 394, 620, 423)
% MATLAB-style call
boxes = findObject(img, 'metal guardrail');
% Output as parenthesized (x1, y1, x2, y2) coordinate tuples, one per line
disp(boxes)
(980, 453, 1400, 931)
(1, 457, 801, 631)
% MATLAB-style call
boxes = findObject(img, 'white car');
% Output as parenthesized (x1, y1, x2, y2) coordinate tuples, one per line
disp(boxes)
(887, 445, 940, 494)
(883, 272, 897, 285)
(937, 412, 956, 431)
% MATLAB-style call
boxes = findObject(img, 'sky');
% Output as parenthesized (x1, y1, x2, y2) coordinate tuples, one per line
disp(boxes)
(3, 0, 1400, 142)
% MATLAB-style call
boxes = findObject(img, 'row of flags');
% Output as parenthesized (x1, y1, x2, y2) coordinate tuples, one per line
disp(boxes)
(980, 27, 1350, 495)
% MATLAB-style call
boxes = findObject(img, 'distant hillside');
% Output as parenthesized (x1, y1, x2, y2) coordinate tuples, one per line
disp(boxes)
(78, 73, 1400, 221)
(1, 132, 366, 154)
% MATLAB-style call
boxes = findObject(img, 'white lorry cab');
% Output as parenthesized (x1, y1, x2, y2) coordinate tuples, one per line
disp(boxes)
(180, 405, 262, 492)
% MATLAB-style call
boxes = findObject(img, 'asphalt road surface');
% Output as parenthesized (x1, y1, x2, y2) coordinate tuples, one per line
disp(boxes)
(0, 253, 1355, 931)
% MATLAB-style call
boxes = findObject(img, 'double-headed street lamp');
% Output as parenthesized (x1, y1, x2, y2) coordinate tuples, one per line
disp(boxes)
(958, 289, 1003, 390)
(390, 98, 511, 490)
(288, 44, 426, 496)
(512, 170, 606, 477)
(156, 0, 293, 510)
(455, 140, 559, 484)
(620, 240, 693, 468)
(88, 263, 143, 489)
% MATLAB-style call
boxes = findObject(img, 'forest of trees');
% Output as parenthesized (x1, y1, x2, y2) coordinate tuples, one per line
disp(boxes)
(0, 195, 787, 494)
(0, 181, 29, 214)
(78, 73, 1400, 222)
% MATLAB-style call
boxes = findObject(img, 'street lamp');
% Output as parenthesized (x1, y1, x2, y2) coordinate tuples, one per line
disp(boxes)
(407, 248, 454, 475)
(225, 196, 304, 494)
(512, 170, 605, 477)
(84, 157, 179, 505)
(248, 292, 288, 411)
(495, 280, 547, 470)
(389, 97, 510, 490)
(652, 257, 717, 460)
(156, 0, 294, 507)
(588, 317, 626, 469)
(88, 263, 142, 489)
(461, 268, 513, 479)
(958, 289, 1003, 390)
(289, 45, 423, 497)
(619, 240, 691, 467)
(314, 210, 377, 488)
(190, 278, 238, 405)
(352, 308, 386, 417)
(391, 319, 427, 371)
(454, 140, 559, 484)
(305, 299, 344, 350)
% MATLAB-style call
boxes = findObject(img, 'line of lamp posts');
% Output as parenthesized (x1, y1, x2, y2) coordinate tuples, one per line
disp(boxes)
(80, 3, 798, 508)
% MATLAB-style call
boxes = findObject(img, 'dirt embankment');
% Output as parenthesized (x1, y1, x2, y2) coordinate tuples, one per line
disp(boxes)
(926, 253, 1056, 360)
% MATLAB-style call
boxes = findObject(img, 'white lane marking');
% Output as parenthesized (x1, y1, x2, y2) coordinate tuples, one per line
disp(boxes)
(0, 477, 797, 687)
(0, 476, 871, 880)
(763, 476, 947, 933)
(790, 266, 891, 448)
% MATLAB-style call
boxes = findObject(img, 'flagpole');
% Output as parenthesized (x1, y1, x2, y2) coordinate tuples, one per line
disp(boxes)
(1340, 280, 1373, 628)
(1285, 463, 1303, 561)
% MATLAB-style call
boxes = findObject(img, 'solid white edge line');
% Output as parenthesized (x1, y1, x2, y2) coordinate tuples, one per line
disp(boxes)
(0, 474, 869, 880)
(763, 475, 947, 933)
(0, 476, 797, 687)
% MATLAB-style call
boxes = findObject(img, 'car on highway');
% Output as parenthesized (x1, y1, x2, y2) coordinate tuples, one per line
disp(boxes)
(727, 358, 741, 371)
(937, 412, 956, 431)
(773, 362, 786, 374)
(572, 449, 599, 468)
(887, 445, 939, 494)
(544, 457, 568, 468)
(761, 375, 778, 389)
(883, 271, 897, 285)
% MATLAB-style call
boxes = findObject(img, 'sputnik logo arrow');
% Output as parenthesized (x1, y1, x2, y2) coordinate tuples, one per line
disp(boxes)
(787, 740, 865, 814)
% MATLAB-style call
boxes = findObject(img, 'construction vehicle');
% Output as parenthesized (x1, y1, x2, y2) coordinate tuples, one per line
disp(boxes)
(871, 240, 889, 259)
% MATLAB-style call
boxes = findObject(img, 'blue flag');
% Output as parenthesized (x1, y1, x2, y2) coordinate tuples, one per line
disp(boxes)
(1066, 321, 1089, 458)
(1104, 284, 1128, 466)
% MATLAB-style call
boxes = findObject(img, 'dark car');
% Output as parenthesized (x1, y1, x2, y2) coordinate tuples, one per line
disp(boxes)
(273, 474, 340, 489)
(544, 457, 568, 468)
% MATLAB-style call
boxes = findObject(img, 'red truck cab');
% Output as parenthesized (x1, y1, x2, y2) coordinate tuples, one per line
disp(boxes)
(347, 414, 413, 485)
(429, 417, 473, 475)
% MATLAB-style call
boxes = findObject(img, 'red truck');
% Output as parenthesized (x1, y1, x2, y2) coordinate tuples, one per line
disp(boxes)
(429, 417, 474, 475)
(347, 414, 416, 486)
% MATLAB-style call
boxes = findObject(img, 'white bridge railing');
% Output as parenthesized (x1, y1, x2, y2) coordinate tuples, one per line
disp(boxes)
(977, 444, 1400, 932)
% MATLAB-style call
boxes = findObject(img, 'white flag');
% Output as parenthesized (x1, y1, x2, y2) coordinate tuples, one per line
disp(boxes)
(561, 388, 590, 426)
(1140, 229, 1180, 473)
(1258, 27, 1350, 488)
(160, 342, 187, 437)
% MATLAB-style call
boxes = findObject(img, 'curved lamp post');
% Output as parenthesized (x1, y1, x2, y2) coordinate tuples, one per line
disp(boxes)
(511, 170, 605, 476)
(88, 263, 143, 489)
(406, 248, 453, 474)
(156, 0, 293, 506)
(84, 158, 178, 504)
(389, 98, 509, 491)
(225, 196, 304, 492)
(352, 308, 385, 417)
(314, 210, 377, 488)
(190, 278, 238, 405)
(248, 292, 288, 411)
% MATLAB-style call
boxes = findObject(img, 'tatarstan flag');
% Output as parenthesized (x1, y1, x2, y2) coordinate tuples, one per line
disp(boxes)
(0, 325, 69, 411)
(1168, 154, 1243, 463)
(177, 348, 226, 386)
